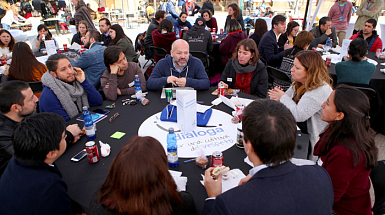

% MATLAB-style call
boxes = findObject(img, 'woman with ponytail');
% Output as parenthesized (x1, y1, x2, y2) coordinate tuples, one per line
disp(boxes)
(314, 84, 378, 215)
(335, 38, 375, 84)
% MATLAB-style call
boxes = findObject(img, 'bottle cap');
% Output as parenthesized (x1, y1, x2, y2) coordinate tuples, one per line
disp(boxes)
(83, 106, 88, 110)
(168, 127, 174, 133)
(135, 74, 139, 78)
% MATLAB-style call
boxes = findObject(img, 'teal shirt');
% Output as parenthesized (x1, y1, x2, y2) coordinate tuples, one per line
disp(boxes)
(335, 59, 376, 84)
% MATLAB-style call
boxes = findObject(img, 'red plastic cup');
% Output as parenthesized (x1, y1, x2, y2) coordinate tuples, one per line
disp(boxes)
(212, 34, 216, 42)
(269, 14, 272, 18)
(220, 29, 223, 34)
(212, 27, 216, 33)
(325, 57, 331, 67)
(63, 44, 68, 51)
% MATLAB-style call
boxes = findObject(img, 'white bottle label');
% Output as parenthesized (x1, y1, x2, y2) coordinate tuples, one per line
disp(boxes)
(167, 151, 178, 163)
(85, 124, 95, 136)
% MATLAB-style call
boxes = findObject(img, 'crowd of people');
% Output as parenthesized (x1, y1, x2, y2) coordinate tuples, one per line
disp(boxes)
(0, 0, 384, 214)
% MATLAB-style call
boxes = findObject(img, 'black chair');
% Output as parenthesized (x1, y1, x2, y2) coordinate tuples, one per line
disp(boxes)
(266, 66, 292, 91)
(28, 81, 43, 93)
(150, 46, 167, 63)
(190, 51, 209, 73)
(137, 39, 154, 69)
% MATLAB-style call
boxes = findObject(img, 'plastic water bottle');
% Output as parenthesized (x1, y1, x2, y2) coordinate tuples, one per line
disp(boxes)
(82, 106, 96, 140)
(134, 75, 143, 101)
(325, 38, 331, 51)
(167, 127, 178, 167)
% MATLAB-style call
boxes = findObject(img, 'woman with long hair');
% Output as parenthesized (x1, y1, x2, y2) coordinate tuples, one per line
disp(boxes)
(219, 19, 247, 64)
(268, 50, 333, 159)
(0, 30, 15, 59)
(336, 38, 375, 85)
(90, 136, 196, 215)
(201, 9, 217, 33)
(278, 21, 299, 47)
(31, 24, 59, 53)
(1, 4, 23, 30)
(314, 84, 378, 214)
(219, 38, 268, 97)
(152, 19, 176, 62)
(224, 3, 244, 31)
(71, 20, 88, 45)
(109, 24, 136, 62)
(182, 0, 200, 16)
(68, 0, 95, 29)
(8, 42, 47, 97)
(249, 18, 267, 47)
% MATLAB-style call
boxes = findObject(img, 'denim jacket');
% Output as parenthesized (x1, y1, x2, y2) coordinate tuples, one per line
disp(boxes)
(71, 42, 107, 89)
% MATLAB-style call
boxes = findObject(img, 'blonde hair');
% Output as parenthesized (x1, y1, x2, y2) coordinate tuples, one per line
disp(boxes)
(292, 50, 332, 103)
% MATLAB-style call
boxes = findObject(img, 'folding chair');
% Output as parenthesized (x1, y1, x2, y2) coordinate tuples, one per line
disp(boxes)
(190, 51, 209, 74)
(266, 66, 292, 91)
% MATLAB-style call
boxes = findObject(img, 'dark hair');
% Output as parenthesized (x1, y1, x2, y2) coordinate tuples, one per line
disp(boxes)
(201, 9, 212, 18)
(319, 16, 331, 26)
(272, 15, 286, 29)
(316, 85, 378, 169)
(285, 21, 299, 36)
(232, 38, 260, 66)
(226, 19, 242, 33)
(348, 38, 367, 62)
(99, 18, 111, 26)
(37, 24, 53, 40)
(88, 29, 101, 42)
(293, 31, 315, 49)
(99, 136, 181, 214)
(104, 46, 123, 73)
(228, 3, 240, 18)
(158, 19, 173, 33)
(242, 99, 296, 167)
(78, 20, 89, 32)
(253, 19, 268, 40)
(179, 11, 187, 17)
(366, 18, 377, 28)
(46, 53, 70, 72)
(110, 24, 132, 45)
(9, 42, 47, 82)
(13, 112, 66, 166)
(155, 10, 166, 21)
(0, 29, 15, 51)
(0, 81, 30, 113)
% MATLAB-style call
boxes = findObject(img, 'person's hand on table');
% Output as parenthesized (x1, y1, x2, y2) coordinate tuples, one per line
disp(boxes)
(325, 28, 332, 36)
(167, 75, 178, 85)
(73, 67, 85, 83)
(268, 86, 285, 101)
(117, 88, 121, 95)
(183, 26, 189, 30)
(175, 77, 186, 87)
(238, 173, 252, 185)
(110, 64, 119, 74)
(204, 167, 222, 198)
(343, 56, 350, 61)
(218, 81, 228, 89)
(207, 27, 211, 32)
(317, 44, 323, 48)
(66, 124, 82, 143)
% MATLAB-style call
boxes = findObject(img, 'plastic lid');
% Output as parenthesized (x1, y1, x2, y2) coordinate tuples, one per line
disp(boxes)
(168, 127, 174, 133)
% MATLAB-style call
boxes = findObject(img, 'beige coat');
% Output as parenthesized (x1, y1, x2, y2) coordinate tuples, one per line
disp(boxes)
(354, 0, 384, 30)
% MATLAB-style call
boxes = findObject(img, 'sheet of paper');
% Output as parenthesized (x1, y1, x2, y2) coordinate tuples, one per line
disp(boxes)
(200, 169, 246, 193)
(339, 39, 352, 61)
(322, 54, 341, 64)
(44, 40, 57, 56)
(229, 97, 254, 107)
(70, 42, 82, 50)
(169, 170, 187, 191)
(110, 131, 126, 139)
(36, 56, 49, 64)
(176, 90, 197, 134)
(220, 95, 236, 110)
(367, 58, 378, 66)
(211, 97, 222, 106)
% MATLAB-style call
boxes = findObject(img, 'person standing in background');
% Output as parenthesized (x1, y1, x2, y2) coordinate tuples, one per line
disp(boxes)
(328, 0, 353, 45)
(354, 0, 384, 34)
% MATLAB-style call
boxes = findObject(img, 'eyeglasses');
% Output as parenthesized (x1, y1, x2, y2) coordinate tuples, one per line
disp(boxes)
(122, 99, 137, 106)
(109, 112, 120, 123)
(181, 16, 187, 18)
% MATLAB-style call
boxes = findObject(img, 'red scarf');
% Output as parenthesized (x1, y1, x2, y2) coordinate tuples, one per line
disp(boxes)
(228, 29, 242, 36)
(233, 72, 254, 94)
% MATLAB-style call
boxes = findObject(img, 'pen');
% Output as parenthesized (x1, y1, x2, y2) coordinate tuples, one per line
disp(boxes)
(184, 156, 209, 164)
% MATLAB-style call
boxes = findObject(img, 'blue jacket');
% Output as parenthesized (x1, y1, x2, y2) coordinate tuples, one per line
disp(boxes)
(0, 157, 73, 215)
(202, 162, 334, 215)
(147, 54, 210, 90)
(166, 0, 179, 19)
(39, 79, 103, 122)
(70, 42, 107, 89)
(258, 29, 284, 68)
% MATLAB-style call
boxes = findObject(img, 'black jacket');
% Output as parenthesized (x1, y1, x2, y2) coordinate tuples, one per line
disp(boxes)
(101, 33, 112, 46)
(201, 2, 214, 15)
(220, 59, 268, 98)
(0, 113, 17, 178)
(71, 32, 83, 45)
(258, 30, 284, 68)
(143, 18, 160, 56)
(224, 15, 245, 32)
(184, 24, 213, 54)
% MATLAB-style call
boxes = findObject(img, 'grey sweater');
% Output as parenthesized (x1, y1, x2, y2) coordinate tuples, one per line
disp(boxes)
(280, 83, 333, 160)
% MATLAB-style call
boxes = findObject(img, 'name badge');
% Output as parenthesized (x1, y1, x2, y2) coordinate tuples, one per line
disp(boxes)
(339, 17, 344, 21)
(227, 78, 232, 82)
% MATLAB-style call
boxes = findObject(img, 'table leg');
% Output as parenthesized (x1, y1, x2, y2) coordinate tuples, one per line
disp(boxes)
(55, 21, 60, 36)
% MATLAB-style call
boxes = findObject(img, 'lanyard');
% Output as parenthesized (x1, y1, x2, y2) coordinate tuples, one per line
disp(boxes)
(367, 1, 374, 10)
(339, 3, 346, 15)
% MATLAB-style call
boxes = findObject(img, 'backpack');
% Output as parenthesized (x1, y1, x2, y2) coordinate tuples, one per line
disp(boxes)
(144, 65, 154, 81)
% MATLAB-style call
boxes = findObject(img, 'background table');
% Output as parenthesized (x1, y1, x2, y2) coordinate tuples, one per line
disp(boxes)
(55, 88, 310, 214)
